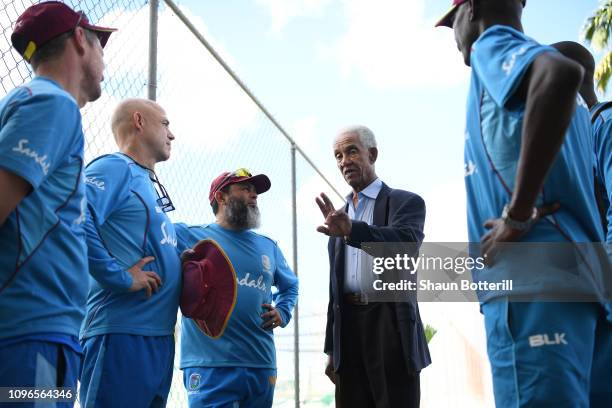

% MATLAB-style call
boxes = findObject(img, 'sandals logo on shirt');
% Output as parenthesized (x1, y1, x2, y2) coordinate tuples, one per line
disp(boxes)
(159, 221, 177, 247)
(85, 176, 105, 190)
(188, 373, 201, 390)
(12, 139, 50, 175)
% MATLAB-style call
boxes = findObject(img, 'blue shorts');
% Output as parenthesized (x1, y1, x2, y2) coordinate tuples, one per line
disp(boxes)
(79, 334, 174, 408)
(483, 300, 612, 407)
(183, 367, 277, 408)
(0, 340, 81, 408)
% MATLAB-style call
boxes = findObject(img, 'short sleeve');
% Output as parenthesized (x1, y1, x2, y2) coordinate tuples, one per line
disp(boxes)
(471, 25, 555, 108)
(0, 90, 80, 189)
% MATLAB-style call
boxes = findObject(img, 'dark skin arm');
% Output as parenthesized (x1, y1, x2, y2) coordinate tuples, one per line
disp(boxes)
(0, 169, 32, 227)
(482, 52, 584, 257)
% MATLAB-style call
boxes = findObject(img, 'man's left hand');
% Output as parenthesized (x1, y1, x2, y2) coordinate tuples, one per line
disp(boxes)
(315, 192, 352, 237)
(261, 303, 283, 330)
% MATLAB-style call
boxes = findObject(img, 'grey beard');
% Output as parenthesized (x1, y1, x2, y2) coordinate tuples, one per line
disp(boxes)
(224, 196, 261, 230)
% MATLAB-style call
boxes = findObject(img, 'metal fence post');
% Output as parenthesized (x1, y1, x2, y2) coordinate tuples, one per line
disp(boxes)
(148, 0, 159, 101)
(291, 143, 300, 408)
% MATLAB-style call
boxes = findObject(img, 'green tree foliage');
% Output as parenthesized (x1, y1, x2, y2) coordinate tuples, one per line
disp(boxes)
(425, 324, 437, 343)
(584, 0, 612, 92)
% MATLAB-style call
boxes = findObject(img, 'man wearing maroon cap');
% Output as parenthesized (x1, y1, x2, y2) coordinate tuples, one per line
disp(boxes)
(437, 0, 611, 406)
(175, 169, 298, 408)
(0, 1, 114, 401)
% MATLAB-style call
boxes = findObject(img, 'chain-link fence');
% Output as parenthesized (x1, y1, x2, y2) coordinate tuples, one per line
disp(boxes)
(1, 0, 343, 406)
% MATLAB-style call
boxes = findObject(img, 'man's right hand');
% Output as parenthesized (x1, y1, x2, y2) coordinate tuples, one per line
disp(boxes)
(325, 354, 337, 384)
(127, 256, 162, 298)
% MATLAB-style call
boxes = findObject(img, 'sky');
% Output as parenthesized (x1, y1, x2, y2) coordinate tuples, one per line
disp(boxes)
(172, 0, 604, 243)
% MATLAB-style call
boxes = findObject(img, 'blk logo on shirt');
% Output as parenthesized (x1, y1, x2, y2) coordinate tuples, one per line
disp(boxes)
(528, 333, 568, 347)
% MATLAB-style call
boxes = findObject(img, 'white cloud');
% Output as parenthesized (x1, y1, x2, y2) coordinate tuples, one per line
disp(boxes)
(322, 0, 469, 90)
(257, 0, 333, 33)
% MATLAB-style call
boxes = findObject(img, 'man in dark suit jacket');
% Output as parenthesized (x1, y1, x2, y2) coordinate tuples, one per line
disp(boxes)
(316, 125, 431, 408)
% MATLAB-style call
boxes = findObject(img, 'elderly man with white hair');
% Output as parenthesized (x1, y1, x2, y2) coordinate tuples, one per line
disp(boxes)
(316, 125, 431, 408)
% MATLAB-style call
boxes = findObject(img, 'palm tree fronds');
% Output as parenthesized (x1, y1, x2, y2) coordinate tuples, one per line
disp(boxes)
(583, 0, 612, 50)
(595, 51, 612, 92)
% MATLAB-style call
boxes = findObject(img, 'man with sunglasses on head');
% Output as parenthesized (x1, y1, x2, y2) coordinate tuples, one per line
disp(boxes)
(0, 1, 115, 400)
(174, 169, 298, 408)
(79, 98, 181, 407)
(436, 0, 611, 406)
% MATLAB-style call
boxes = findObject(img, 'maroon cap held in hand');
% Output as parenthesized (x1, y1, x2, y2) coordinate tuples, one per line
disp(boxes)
(180, 239, 237, 339)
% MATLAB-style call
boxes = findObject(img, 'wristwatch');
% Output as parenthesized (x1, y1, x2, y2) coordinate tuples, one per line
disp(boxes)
(501, 204, 538, 231)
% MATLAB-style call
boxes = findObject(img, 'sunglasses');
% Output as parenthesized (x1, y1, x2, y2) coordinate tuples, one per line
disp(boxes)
(73, 11, 105, 44)
(72, 11, 85, 33)
(149, 171, 176, 213)
(214, 168, 252, 193)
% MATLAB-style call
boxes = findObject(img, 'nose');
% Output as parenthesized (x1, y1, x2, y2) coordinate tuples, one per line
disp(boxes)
(168, 129, 175, 140)
(340, 154, 352, 168)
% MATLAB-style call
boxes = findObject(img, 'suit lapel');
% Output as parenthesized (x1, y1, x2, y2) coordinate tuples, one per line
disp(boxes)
(332, 201, 349, 288)
(373, 183, 391, 226)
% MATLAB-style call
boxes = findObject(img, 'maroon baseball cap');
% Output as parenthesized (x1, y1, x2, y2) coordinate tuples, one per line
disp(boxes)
(208, 168, 271, 204)
(180, 239, 237, 339)
(435, 0, 526, 28)
(11, 1, 117, 62)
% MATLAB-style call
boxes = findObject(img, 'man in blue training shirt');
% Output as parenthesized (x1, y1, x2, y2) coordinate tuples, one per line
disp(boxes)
(175, 169, 299, 408)
(79, 98, 181, 407)
(551, 43, 612, 398)
(0, 2, 115, 403)
(437, 0, 611, 406)
(551, 41, 611, 239)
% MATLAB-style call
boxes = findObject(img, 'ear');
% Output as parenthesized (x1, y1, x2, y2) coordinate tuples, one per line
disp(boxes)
(72, 27, 89, 55)
(133, 112, 145, 131)
(368, 147, 378, 164)
(214, 190, 226, 206)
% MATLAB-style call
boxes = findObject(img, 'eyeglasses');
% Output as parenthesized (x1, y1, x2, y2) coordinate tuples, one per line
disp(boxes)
(149, 171, 175, 213)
